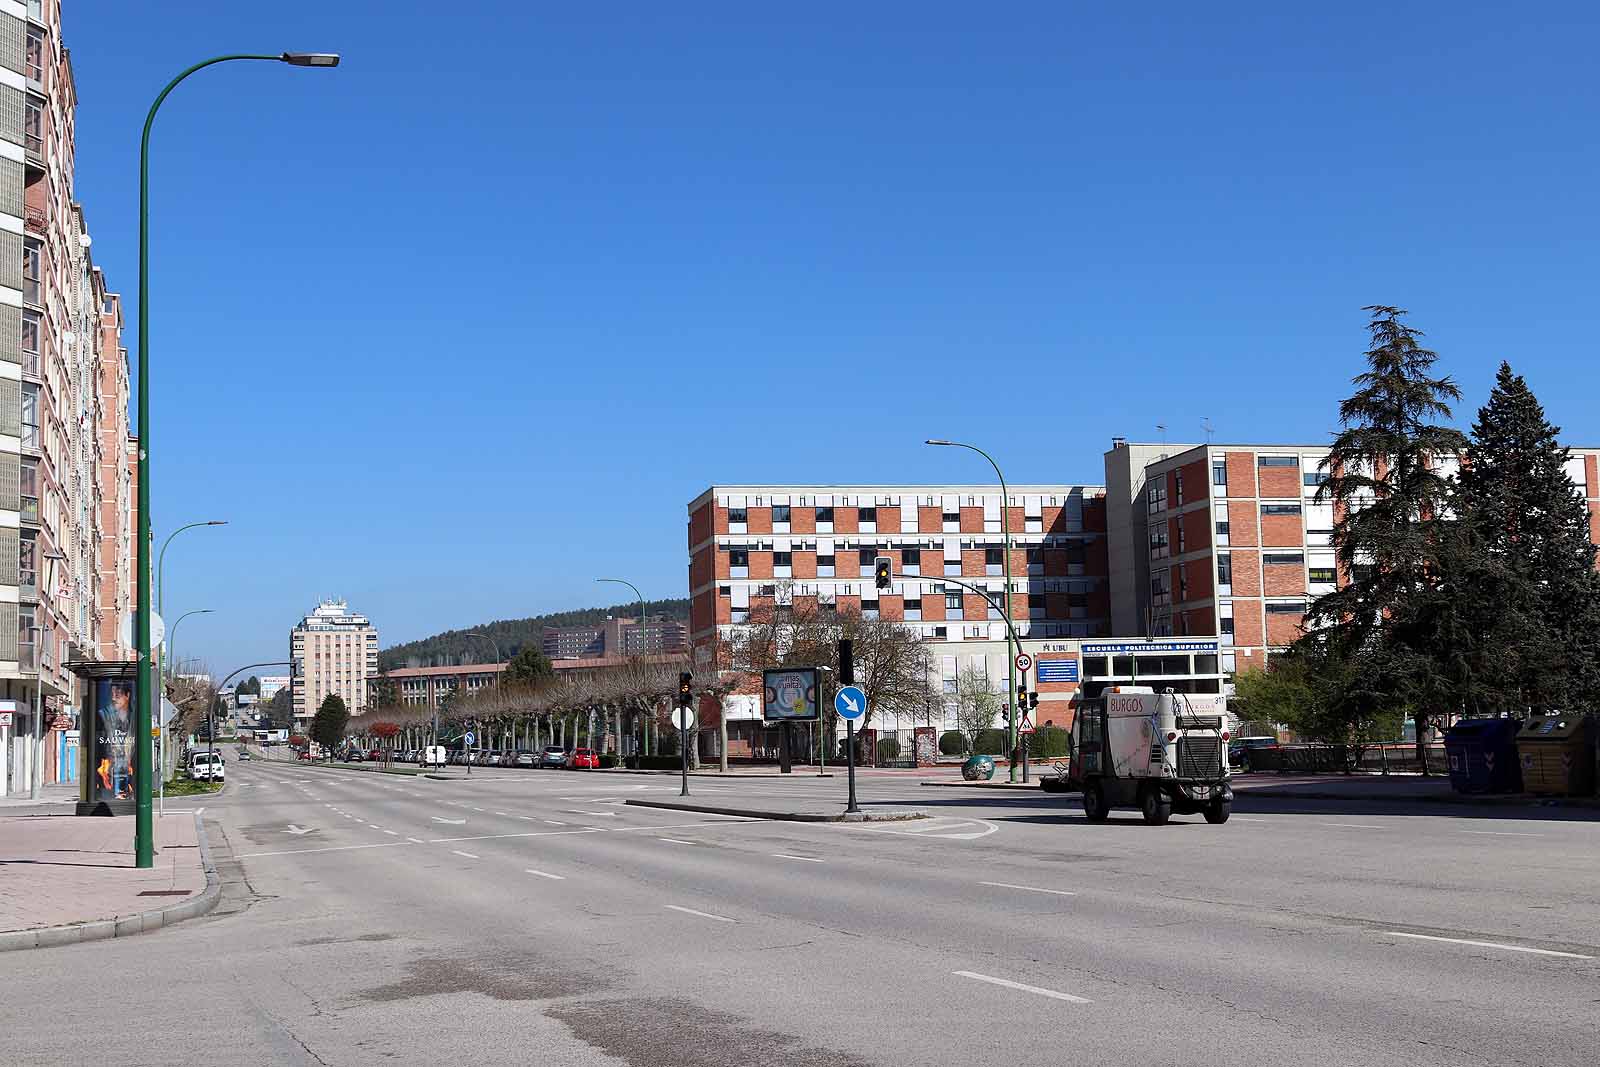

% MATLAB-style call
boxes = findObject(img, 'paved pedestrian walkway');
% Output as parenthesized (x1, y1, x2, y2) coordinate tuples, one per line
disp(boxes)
(0, 813, 205, 932)
(0, 781, 79, 809)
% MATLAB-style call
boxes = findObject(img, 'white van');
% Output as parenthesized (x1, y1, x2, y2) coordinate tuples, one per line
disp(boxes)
(188, 751, 226, 782)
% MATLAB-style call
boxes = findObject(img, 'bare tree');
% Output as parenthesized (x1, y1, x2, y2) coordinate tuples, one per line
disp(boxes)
(952, 664, 1000, 755)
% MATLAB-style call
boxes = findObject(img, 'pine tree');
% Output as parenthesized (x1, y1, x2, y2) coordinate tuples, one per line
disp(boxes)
(1301, 307, 1469, 766)
(310, 693, 350, 754)
(1455, 363, 1600, 712)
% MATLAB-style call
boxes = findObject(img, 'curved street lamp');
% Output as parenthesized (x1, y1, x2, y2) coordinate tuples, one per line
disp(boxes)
(133, 51, 340, 867)
(596, 577, 648, 756)
(926, 438, 1021, 782)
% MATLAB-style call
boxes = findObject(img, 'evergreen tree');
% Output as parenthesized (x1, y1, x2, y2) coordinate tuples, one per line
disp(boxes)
(1301, 307, 1469, 766)
(1454, 363, 1600, 712)
(310, 693, 350, 754)
(503, 646, 555, 689)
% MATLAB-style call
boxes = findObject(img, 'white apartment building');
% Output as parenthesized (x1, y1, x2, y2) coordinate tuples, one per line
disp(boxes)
(289, 599, 378, 724)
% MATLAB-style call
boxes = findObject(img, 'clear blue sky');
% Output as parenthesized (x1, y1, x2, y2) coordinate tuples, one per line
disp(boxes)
(67, 2, 1600, 674)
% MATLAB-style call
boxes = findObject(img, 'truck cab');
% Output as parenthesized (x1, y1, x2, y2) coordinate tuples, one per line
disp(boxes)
(1067, 686, 1232, 825)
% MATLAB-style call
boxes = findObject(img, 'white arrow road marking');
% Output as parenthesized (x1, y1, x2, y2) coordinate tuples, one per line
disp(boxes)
(432, 817, 466, 825)
(283, 824, 314, 836)
(954, 971, 1092, 1003)
(664, 904, 735, 923)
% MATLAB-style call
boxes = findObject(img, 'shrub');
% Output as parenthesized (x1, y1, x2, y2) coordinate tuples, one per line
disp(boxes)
(876, 738, 900, 764)
(1027, 725, 1071, 759)
(974, 728, 1009, 755)
(625, 755, 683, 770)
(939, 730, 967, 755)
(599, 754, 620, 769)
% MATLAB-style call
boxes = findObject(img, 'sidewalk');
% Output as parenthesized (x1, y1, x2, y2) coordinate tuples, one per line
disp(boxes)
(0, 811, 217, 949)
(0, 781, 80, 810)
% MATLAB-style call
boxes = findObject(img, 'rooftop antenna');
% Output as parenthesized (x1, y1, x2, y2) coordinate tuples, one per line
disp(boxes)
(1202, 418, 1215, 443)
(1156, 423, 1167, 447)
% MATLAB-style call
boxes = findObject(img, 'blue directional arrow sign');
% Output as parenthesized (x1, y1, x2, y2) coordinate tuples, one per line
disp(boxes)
(834, 685, 867, 721)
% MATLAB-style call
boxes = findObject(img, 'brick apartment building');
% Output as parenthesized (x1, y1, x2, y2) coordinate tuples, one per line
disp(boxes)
(1106, 439, 1600, 676)
(542, 615, 686, 660)
(290, 600, 379, 723)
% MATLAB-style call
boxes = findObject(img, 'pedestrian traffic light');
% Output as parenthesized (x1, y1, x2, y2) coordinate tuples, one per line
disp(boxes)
(678, 672, 692, 708)
(874, 556, 892, 590)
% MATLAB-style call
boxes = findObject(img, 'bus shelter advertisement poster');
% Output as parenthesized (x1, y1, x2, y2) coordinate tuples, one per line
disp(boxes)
(91, 679, 136, 802)
(762, 668, 819, 722)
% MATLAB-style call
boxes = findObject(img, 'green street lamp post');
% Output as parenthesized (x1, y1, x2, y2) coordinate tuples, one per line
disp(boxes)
(595, 577, 650, 757)
(163, 607, 213, 811)
(926, 439, 1021, 782)
(154, 520, 225, 797)
(135, 51, 339, 868)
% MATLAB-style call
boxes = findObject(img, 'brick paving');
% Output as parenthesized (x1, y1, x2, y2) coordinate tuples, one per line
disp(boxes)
(0, 813, 205, 931)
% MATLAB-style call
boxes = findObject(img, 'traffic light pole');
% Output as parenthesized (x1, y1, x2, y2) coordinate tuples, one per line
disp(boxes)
(839, 639, 860, 815)
(677, 672, 692, 797)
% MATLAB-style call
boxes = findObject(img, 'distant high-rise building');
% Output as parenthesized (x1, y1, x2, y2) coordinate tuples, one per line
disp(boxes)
(542, 615, 686, 660)
(290, 600, 378, 724)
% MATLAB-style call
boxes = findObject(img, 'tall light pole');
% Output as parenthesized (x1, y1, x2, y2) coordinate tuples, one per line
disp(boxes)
(926, 438, 1021, 782)
(163, 607, 213, 811)
(134, 51, 340, 868)
(28, 550, 66, 800)
(596, 577, 648, 756)
(154, 520, 225, 791)
(460, 631, 500, 752)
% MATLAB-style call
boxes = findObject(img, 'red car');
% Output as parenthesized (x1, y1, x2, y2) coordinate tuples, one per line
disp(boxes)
(566, 748, 599, 770)
(367, 748, 381, 761)
(297, 750, 313, 761)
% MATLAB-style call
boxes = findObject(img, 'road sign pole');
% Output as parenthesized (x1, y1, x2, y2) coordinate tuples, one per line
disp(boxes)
(680, 723, 689, 796)
(1021, 667, 1030, 784)
(838, 639, 860, 814)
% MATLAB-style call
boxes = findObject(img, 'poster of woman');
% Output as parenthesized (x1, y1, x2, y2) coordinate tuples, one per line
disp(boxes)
(92, 680, 135, 802)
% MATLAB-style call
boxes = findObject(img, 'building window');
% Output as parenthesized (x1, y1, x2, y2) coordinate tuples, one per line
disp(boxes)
(1220, 616, 1235, 636)
(945, 590, 963, 611)
(815, 506, 833, 523)
(902, 548, 920, 575)
(858, 507, 876, 524)
(727, 506, 747, 524)
(1258, 455, 1299, 468)
(22, 239, 41, 305)
(817, 555, 835, 577)
(18, 529, 36, 589)
(1308, 567, 1337, 584)
(1212, 462, 1227, 486)
(1217, 553, 1232, 586)
(1149, 523, 1169, 559)
(729, 548, 748, 578)
(1262, 552, 1304, 566)
(21, 382, 38, 448)
(1265, 601, 1305, 614)
(24, 25, 43, 83)
(772, 505, 791, 523)
(859, 547, 877, 568)
(904, 597, 922, 621)
(21, 310, 39, 377)
(23, 94, 41, 158)
(773, 551, 792, 567)
(19, 457, 37, 523)
(1261, 504, 1302, 516)
(1146, 480, 1168, 513)
(1175, 470, 1184, 506)
(984, 547, 1003, 575)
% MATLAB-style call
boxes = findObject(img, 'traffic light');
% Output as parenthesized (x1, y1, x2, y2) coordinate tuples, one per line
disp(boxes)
(678, 672, 692, 708)
(874, 556, 892, 591)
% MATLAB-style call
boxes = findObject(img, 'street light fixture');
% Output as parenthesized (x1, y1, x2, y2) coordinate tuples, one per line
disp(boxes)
(925, 438, 1021, 782)
(596, 577, 649, 757)
(134, 51, 340, 869)
(162, 608, 214, 813)
(28, 550, 67, 801)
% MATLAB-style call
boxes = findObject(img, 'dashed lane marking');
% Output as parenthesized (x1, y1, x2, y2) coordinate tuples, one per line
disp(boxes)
(664, 904, 735, 923)
(1378, 931, 1591, 959)
(451, 850, 480, 860)
(953, 971, 1092, 1003)
(525, 869, 565, 880)
(980, 881, 1077, 897)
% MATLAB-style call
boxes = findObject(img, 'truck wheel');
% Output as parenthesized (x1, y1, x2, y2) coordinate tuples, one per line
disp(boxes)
(1082, 783, 1109, 822)
(1141, 785, 1172, 826)
(1204, 799, 1231, 824)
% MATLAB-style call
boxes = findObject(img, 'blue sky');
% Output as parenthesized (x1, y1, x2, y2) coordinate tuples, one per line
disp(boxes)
(67, 2, 1600, 673)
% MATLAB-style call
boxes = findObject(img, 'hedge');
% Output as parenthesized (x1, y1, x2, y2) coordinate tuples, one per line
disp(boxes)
(938, 731, 967, 755)
(1027, 725, 1071, 759)
(974, 728, 1009, 755)
(626, 755, 684, 770)
(876, 738, 900, 764)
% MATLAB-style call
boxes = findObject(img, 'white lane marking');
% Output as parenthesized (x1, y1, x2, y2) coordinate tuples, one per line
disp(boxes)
(243, 820, 756, 858)
(451, 850, 480, 860)
(1379, 931, 1591, 959)
(525, 869, 565, 880)
(383, 830, 399, 836)
(432, 817, 466, 825)
(544, 820, 567, 826)
(367, 824, 381, 829)
(772, 853, 824, 863)
(980, 881, 1077, 897)
(1460, 830, 1543, 837)
(471, 807, 486, 812)
(406, 837, 423, 843)
(1314, 822, 1385, 830)
(237, 840, 413, 859)
(1233, 817, 1272, 822)
(658, 838, 696, 845)
(518, 815, 536, 821)
(494, 812, 511, 817)
(954, 970, 1092, 1003)
(565, 810, 618, 817)
(664, 904, 735, 923)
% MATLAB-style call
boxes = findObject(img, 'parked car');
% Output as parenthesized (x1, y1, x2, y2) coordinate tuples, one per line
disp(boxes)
(567, 748, 599, 770)
(343, 749, 365, 763)
(188, 752, 225, 781)
(513, 750, 537, 767)
(367, 748, 381, 761)
(540, 745, 569, 769)
(1229, 736, 1279, 771)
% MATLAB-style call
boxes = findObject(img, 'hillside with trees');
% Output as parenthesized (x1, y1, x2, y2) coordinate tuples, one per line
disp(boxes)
(378, 598, 690, 670)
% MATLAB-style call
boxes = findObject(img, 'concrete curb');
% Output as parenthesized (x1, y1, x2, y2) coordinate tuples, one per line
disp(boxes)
(1235, 786, 1600, 809)
(0, 809, 221, 952)
(626, 798, 926, 823)
(919, 780, 1038, 789)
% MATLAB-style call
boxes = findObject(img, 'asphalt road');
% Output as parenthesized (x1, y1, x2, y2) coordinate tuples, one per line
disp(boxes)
(4, 755, 1597, 1066)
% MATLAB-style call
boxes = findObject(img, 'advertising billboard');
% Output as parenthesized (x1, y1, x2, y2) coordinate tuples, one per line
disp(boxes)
(89, 678, 137, 804)
(762, 668, 820, 723)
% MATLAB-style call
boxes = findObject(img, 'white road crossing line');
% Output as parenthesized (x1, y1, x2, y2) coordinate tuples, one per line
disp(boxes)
(1459, 830, 1543, 837)
(953, 971, 1092, 1003)
(664, 904, 735, 923)
(772, 853, 824, 863)
(980, 881, 1077, 897)
(1378, 931, 1592, 959)
(525, 869, 565, 880)
(451, 850, 480, 860)
(658, 838, 696, 845)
